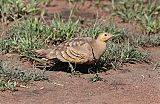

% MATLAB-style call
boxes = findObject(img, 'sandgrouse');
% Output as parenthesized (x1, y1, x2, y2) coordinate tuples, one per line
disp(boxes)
(35, 32, 113, 64)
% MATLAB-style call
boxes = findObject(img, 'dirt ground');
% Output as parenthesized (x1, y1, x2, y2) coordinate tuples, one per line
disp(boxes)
(0, 0, 160, 104)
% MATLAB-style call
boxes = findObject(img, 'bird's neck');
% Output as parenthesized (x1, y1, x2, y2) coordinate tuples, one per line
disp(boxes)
(92, 40, 107, 60)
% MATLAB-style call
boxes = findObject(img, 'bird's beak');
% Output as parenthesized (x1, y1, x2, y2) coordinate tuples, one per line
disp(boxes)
(112, 35, 116, 38)
(109, 34, 114, 39)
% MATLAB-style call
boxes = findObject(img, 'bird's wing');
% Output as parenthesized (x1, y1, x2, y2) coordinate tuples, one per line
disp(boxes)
(46, 37, 95, 64)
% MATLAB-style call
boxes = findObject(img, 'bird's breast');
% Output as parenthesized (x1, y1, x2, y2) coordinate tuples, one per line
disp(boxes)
(92, 42, 107, 60)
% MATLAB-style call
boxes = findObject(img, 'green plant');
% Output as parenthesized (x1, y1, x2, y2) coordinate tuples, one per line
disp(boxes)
(138, 15, 160, 34)
(114, 0, 160, 33)
(101, 42, 148, 70)
(50, 18, 81, 39)
(8, 17, 81, 52)
(0, 39, 11, 53)
(0, 61, 48, 91)
(132, 34, 160, 47)
(66, 0, 84, 4)
(0, 80, 17, 91)
(90, 73, 103, 82)
(9, 18, 47, 53)
(113, 0, 144, 22)
(0, 0, 49, 22)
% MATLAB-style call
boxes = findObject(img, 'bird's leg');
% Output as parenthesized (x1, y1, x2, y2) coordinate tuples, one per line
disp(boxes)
(88, 64, 96, 74)
(68, 62, 76, 74)
(68, 62, 75, 73)
(88, 61, 100, 74)
(94, 62, 100, 74)
(68, 62, 81, 75)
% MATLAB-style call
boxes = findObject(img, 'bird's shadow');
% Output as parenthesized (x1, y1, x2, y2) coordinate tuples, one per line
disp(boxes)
(37, 60, 111, 74)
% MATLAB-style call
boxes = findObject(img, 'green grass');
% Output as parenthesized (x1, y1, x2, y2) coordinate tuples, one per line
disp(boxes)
(8, 17, 81, 54)
(0, 0, 49, 22)
(67, 0, 85, 3)
(0, 39, 11, 53)
(113, 0, 141, 23)
(113, 0, 160, 34)
(100, 42, 148, 70)
(106, 42, 147, 63)
(132, 34, 160, 47)
(90, 73, 103, 82)
(6, 17, 127, 53)
(0, 61, 48, 91)
(9, 18, 48, 52)
(138, 15, 160, 34)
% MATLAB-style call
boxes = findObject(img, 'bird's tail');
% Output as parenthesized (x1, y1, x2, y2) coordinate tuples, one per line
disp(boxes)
(34, 49, 53, 57)
(34, 48, 58, 60)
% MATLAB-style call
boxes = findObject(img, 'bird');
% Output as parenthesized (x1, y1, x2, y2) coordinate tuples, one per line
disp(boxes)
(35, 32, 113, 65)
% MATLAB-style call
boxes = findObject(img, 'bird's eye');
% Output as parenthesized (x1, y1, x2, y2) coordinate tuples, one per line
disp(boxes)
(104, 34, 108, 36)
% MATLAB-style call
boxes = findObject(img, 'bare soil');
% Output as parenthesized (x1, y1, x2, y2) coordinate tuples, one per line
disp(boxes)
(0, 0, 160, 104)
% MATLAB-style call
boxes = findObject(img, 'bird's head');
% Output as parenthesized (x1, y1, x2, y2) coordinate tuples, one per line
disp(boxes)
(96, 32, 113, 43)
